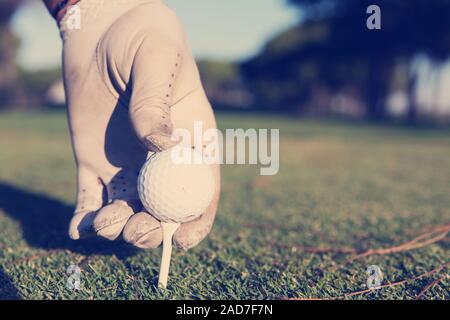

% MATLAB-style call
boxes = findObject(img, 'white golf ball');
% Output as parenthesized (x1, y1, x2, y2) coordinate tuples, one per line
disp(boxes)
(138, 147, 215, 223)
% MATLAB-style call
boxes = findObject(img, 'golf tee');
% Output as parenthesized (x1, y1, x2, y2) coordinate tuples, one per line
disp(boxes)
(158, 222, 181, 289)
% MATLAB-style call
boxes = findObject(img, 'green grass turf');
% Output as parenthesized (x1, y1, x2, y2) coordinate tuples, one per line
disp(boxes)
(0, 110, 449, 300)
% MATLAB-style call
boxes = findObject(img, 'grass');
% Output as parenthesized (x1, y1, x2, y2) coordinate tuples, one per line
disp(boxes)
(0, 110, 449, 300)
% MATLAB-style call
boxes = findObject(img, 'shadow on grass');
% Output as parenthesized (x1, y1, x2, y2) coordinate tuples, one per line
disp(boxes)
(0, 182, 148, 298)
(0, 268, 21, 300)
(0, 182, 138, 258)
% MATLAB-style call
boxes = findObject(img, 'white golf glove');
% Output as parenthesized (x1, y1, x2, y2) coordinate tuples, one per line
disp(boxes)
(48, 0, 220, 249)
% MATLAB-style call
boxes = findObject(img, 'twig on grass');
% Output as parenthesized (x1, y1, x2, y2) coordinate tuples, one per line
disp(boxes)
(263, 222, 449, 263)
(286, 261, 449, 300)
(269, 223, 449, 263)
(415, 275, 446, 300)
(283, 223, 449, 299)
(343, 261, 449, 299)
(245, 223, 294, 231)
(12, 249, 65, 265)
(335, 223, 450, 268)
(271, 242, 357, 254)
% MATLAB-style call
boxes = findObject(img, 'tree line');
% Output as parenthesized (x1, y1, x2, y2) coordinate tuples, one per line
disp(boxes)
(242, 0, 450, 122)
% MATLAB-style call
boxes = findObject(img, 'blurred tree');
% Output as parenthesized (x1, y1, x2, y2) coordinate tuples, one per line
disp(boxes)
(198, 60, 239, 88)
(0, 0, 23, 107)
(0, 0, 23, 22)
(198, 60, 254, 109)
(243, 0, 450, 120)
(17, 67, 63, 107)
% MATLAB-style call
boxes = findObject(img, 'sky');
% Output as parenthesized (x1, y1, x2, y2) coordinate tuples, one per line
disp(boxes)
(11, 0, 298, 71)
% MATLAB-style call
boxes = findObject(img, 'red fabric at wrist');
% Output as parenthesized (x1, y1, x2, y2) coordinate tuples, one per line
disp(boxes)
(52, 0, 81, 23)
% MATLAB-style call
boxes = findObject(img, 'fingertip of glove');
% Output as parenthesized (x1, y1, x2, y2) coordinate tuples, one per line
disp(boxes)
(173, 223, 214, 250)
(173, 235, 200, 251)
(68, 230, 80, 241)
(123, 212, 163, 249)
(144, 134, 179, 152)
(68, 211, 97, 241)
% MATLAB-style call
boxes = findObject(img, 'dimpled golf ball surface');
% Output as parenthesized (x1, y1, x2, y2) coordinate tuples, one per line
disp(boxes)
(138, 148, 215, 223)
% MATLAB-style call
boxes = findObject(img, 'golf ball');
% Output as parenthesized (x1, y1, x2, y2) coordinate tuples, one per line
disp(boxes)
(138, 147, 215, 223)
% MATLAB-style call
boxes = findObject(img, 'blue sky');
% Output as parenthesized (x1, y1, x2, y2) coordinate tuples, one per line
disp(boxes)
(12, 0, 298, 71)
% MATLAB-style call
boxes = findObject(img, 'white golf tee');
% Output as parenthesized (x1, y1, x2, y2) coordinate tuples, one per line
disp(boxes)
(158, 222, 181, 289)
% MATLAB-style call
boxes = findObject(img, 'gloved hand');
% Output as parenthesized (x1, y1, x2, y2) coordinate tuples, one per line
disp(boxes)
(48, 0, 220, 249)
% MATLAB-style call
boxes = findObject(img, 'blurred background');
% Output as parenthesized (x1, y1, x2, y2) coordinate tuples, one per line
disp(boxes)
(1, 0, 450, 124)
